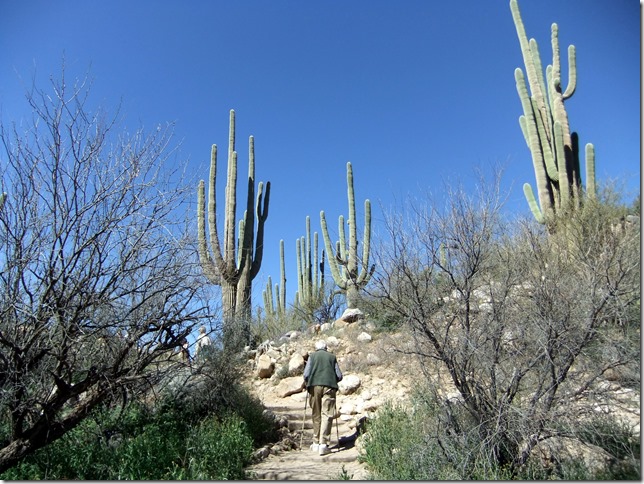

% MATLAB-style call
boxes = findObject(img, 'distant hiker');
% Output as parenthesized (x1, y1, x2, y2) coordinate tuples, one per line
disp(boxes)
(195, 325, 212, 359)
(179, 336, 191, 363)
(303, 339, 343, 456)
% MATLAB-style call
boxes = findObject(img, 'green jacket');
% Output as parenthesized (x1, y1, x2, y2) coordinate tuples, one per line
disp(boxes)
(303, 349, 343, 389)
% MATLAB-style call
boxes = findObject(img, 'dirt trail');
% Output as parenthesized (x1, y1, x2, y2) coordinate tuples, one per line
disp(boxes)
(245, 390, 369, 480)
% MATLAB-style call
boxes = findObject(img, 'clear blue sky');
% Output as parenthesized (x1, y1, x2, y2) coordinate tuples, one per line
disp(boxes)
(0, 0, 640, 311)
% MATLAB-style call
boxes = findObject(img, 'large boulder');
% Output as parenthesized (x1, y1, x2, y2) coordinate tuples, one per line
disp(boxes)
(288, 352, 306, 374)
(339, 374, 361, 395)
(357, 332, 372, 343)
(256, 354, 275, 379)
(340, 308, 365, 323)
(275, 376, 305, 398)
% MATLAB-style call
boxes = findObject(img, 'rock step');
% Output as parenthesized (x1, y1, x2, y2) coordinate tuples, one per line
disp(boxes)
(246, 395, 368, 480)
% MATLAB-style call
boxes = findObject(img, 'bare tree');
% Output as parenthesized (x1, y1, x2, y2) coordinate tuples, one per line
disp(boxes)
(370, 171, 640, 475)
(0, 71, 213, 471)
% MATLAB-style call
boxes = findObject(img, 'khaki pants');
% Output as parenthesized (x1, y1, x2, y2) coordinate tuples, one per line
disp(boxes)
(308, 386, 336, 445)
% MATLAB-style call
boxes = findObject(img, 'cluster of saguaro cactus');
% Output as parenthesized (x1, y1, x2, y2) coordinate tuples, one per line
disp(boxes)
(295, 216, 325, 311)
(510, 0, 596, 227)
(320, 162, 374, 309)
(263, 239, 286, 318)
(197, 110, 270, 341)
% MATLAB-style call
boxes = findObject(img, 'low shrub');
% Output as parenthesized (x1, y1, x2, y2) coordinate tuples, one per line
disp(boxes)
(0, 371, 271, 480)
(360, 390, 640, 480)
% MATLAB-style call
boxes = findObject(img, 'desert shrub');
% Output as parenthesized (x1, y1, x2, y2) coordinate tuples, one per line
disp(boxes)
(576, 416, 641, 480)
(0, 399, 258, 480)
(181, 414, 254, 480)
(0, 352, 273, 480)
(361, 390, 640, 480)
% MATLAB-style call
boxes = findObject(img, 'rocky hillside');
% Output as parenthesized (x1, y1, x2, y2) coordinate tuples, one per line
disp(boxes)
(241, 310, 640, 480)
(242, 310, 423, 480)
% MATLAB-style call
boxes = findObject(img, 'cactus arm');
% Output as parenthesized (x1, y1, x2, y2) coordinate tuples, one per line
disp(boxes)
(223, 150, 238, 275)
(306, 216, 312, 296)
(279, 239, 286, 311)
(263, 276, 274, 316)
(313, 231, 320, 295)
(553, 121, 570, 209)
(250, 179, 270, 279)
(197, 179, 221, 284)
(523, 183, 545, 224)
(357, 198, 375, 285)
(515, 68, 554, 217)
(346, 162, 358, 278)
(320, 210, 348, 291)
(562, 45, 577, 100)
(296, 237, 304, 298)
(585, 143, 596, 200)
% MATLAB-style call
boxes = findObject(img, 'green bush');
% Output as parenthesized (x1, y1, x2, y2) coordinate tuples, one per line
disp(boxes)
(361, 390, 641, 480)
(0, 381, 267, 480)
(184, 414, 254, 480)
(361, 401, 454, 480)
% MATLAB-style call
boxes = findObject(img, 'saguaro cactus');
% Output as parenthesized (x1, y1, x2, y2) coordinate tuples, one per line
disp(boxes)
(263, 239, 286, 318)
(295, 216, 325, 311)
(510, 0, 596, 227)
(197, 110, 270, 342)
(320, 162, 374, 309)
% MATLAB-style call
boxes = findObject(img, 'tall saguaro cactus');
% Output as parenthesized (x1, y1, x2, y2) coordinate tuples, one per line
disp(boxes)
(197, 110, 270, 343)
(320, 162, 374, 309)
(510, 0, 596, 227)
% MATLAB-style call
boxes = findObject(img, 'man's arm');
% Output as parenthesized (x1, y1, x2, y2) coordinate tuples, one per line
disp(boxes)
(334, 361, 343, 382)
(303, 356, 312, 384)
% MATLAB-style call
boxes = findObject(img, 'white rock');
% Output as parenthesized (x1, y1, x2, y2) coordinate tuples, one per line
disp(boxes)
(339, 374, 361, 395)
(326, 336, 340, 347)
(340, 308, 364, 322)
(288, 353, 305, 373)
(275, 376, 305, 398)
(366, 353, 381, 365)
(256, 354, 275, 378)
(357, 332, 372, 343)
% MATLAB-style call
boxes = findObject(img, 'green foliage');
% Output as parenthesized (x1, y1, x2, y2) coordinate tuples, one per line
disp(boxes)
(361, 400, 458, 480)
(362, 387, 641, 480)
(0, 366, 271, 480)
(576, 416, 641, 480)
(336, 464, 353, 480)
(182, 415, 254, 480)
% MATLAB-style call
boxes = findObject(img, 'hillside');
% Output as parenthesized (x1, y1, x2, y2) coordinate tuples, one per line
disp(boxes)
(241, 315, 437, 480)
(241, 312, 640, 480)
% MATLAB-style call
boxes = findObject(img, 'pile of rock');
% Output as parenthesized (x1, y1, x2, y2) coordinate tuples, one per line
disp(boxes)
(243, 307, 414, 443)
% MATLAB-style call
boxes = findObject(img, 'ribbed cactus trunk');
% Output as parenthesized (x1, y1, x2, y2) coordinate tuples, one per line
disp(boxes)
(197, 110, 270, 347)
(321, 162, 374, 309)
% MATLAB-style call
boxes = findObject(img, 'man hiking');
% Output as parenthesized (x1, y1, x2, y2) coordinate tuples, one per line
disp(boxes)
(303, 340, 343, 456)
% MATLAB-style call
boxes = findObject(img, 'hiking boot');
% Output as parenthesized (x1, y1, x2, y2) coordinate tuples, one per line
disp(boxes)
(318, 444, 330, 456)
(309, 443, 319, 451)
